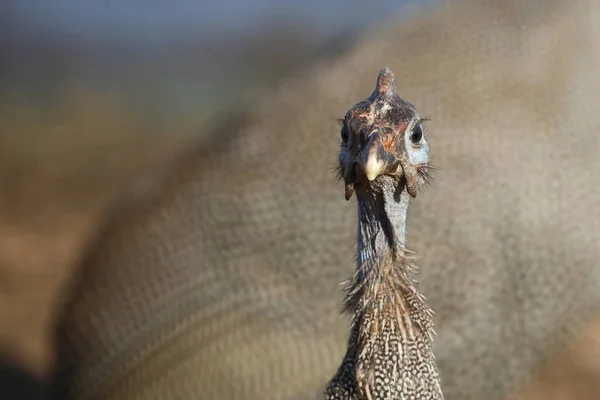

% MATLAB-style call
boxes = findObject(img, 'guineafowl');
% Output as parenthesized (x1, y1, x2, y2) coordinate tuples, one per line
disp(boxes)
(325, 67, 442, 400)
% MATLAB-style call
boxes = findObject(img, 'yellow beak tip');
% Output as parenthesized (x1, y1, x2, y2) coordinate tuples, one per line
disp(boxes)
(365, 171, 379, 181)
(364, 157, 386, 181)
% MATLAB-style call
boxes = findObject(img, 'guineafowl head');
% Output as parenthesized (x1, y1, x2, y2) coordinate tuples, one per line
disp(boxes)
(337, 67, 431, 201)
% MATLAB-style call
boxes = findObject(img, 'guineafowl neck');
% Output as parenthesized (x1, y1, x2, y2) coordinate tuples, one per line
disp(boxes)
(356, 184, 409, 267)
(326, 182, 443, 399)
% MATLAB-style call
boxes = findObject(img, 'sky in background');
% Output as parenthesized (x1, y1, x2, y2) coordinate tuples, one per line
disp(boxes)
(7, 0, 424, 43)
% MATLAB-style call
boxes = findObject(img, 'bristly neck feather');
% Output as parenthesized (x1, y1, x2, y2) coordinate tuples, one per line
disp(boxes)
(349, 178, 435, 340)
(325, 177, 443, 400)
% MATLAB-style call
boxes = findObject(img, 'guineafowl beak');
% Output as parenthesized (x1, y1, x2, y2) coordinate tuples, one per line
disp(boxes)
(358, 130, 397, 182)
(357, 128, 421, 198)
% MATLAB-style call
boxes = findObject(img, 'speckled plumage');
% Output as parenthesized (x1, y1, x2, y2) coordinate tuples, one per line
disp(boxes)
(325, 69, 442, 400)
(326, 254, 442, 400)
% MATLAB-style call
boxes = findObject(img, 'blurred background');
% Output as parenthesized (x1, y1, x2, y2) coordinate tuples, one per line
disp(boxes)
(1, 1, 599, 400)
(0, 0, 434, 223)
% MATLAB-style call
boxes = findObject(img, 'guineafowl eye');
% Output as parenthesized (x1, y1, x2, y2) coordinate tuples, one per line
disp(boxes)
(410, 124, 423, 144)
(340, 120, 349, 143)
